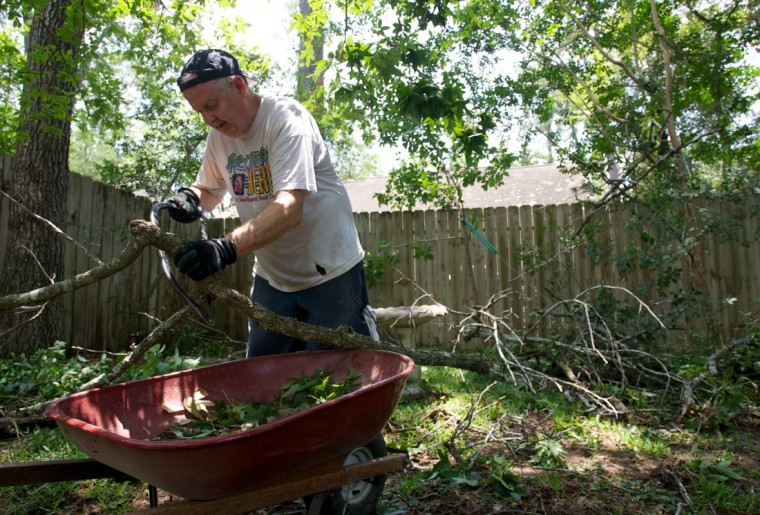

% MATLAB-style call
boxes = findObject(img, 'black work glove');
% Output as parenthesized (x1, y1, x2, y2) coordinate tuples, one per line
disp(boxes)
(167, 187, 202, 223)
(174, 237, 238, 281)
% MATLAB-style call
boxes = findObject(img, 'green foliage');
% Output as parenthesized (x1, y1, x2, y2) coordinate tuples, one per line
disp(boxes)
(311, 0, 759, 211)
(0, 342, 113, 412)
(0, 427, 139, 515)
(428, 447, 482, 487)
(363, 240, 400, 288)
(0, 341, 202, 413)
(412, 235, 434, 261)
(487, 453, 530, 501)
(686, 456, 759, 512)
(170, 321, 239, 359)
(2, 358, 759, 513)
(363, 234, 435, 289)
(0, 1, 274, 199)
(385, 365, 759, 513)
(324, 0, 520, 210)
(151, 366, 362, 440)
(294, 1, 760, 344)
(118, 344, 202, 381)
(528, 432, 568, 469)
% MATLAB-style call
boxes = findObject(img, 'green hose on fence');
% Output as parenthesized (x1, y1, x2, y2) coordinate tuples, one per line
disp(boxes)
(461, 219, 499, 254)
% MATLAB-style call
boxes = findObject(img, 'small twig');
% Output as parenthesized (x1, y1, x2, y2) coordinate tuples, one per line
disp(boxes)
(665, 466, 692, 508)
(679, 337, 756, 420)
(0, 188, 103, 266)
(77, 306, 194, 391)
(0, 302, 49, 348)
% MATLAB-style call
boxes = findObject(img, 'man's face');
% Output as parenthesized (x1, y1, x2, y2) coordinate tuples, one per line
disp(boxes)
(183, 77, 250, 138)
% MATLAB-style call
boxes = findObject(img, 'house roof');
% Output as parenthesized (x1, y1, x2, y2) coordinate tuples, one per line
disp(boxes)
(342, 164, 590, 213)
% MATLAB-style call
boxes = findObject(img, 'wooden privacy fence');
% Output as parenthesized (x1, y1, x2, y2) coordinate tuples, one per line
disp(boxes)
(2, 171, 758, 352)
(354, 199, 760, 349)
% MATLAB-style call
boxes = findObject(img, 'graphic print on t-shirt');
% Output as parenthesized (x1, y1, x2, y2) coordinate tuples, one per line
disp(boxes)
(227, 147, 275, 202)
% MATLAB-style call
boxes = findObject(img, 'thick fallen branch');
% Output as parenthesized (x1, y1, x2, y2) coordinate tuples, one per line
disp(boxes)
(0, 415, 55, 439)
(0, 220, 167, 313)
(1, 219, 492, 424)
(123, 219, 493, 375)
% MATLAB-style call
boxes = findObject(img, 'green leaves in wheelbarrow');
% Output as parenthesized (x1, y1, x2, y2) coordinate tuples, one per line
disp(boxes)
(278, 365, 362, 406)
(151, 366, 363, 440)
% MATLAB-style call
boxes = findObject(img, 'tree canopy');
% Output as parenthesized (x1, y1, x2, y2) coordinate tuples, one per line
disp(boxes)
(294, 0, 759, 210)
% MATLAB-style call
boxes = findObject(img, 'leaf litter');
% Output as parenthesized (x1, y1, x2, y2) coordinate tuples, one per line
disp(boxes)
(149, 366, 363, 440)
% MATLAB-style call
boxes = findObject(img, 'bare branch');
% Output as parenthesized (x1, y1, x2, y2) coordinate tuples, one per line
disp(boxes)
(649, 0, 682, 150)
(0, 188, 103, 266)
(0, 219, 164, 313)
(678, 337, 756, 420)
(560, 3, 647, 90)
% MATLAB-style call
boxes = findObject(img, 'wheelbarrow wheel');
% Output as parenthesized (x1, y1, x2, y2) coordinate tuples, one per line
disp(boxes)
(305, 434, 387, 515)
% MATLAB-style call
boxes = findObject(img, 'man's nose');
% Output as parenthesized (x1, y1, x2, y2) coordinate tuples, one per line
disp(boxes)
(202, 111, 216, 126)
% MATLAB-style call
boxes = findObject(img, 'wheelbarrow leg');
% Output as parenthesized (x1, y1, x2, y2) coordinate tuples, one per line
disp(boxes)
(149, 485, 159, 508)
(305, 491, 330, 515)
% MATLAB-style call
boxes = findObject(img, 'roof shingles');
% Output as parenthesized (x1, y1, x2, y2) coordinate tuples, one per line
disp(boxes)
(343, 164, 589, 213)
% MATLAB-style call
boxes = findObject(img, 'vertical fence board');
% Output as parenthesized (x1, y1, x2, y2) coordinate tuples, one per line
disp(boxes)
(552, 204, 572, 305)
(505, 205, 524, 325)
(71, 176, 96, 347)
(423, 209, 448, 346)
(490, 207, 508, 293)
(94, 185, 114, 350)
(439, 210, 456, 318)
(411, 210, 429, 302)
(532, 206, 548, 318)
(518, 205, 537, 327)
(399, 211, 415, 305)
(447, 210, 467, 309)
(570, 203, 589, 299)
(540, 204, 560, 336)
(366, 211, 384, 307)
(139, 208, 159, 338)
(483, 206, 501, 304)
(104, 186, 126, 349)
(464, 208, 486, 307)
(720, 200, 743, 334)
(62, 173, 81, 344)
(748, 196, 760, 309)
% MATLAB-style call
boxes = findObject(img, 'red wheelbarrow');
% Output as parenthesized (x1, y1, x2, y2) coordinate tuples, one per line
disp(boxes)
(41, 349, 413, 513)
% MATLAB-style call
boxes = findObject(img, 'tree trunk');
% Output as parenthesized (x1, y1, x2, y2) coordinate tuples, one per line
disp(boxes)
(296, 0, 325, 105)
(0, 1, 82, 353)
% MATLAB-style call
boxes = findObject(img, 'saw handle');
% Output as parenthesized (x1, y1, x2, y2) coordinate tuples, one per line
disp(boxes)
(150, 202, 214, 325)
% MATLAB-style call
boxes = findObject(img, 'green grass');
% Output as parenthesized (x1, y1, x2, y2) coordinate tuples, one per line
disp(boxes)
(380, 364, 760, 514)
(0, 427, 142, 514)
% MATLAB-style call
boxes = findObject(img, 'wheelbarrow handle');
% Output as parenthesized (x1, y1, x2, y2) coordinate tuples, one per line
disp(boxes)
(150, 202, 215, 326)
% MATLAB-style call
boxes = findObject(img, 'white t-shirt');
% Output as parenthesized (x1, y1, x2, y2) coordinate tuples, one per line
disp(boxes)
(193, 96, 364, 292)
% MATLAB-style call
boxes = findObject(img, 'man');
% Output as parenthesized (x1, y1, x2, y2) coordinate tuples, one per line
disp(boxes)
(167, 49, 372, 357)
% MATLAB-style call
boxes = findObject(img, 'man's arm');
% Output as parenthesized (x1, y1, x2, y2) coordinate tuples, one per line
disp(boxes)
(226, 189, 307, 257)
(188, 186, 223, 212)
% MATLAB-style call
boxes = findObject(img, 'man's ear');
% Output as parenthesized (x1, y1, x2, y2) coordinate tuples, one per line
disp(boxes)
(232, 75, 248, 95)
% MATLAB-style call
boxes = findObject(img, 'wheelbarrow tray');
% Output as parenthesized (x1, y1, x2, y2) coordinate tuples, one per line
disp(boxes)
(45, 349, 413, 500)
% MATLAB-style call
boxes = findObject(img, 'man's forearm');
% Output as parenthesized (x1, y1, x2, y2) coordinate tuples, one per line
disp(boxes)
(226, 189, 306, 256)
